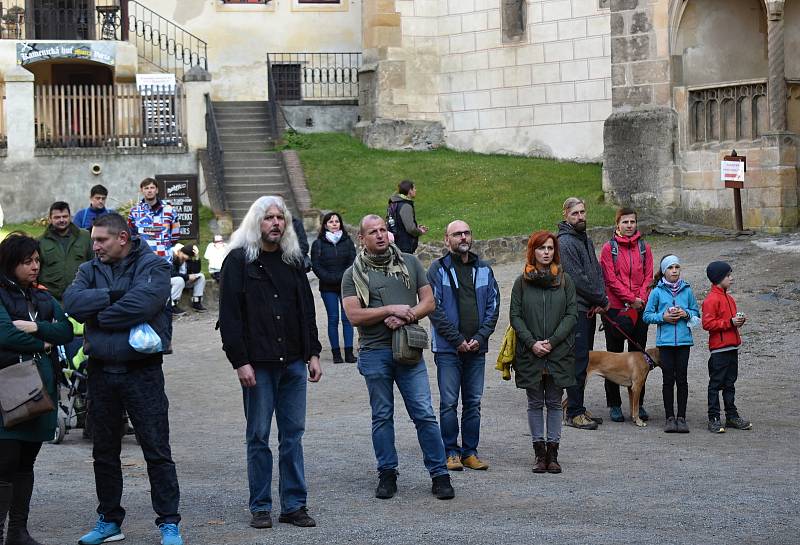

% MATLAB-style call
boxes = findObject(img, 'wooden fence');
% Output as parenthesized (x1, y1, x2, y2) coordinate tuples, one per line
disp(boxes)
(0, 83, 6, 148)
(33, 83, 186, 149)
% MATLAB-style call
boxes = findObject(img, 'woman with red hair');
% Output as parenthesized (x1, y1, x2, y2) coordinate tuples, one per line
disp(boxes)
(509, 230, 577, 474)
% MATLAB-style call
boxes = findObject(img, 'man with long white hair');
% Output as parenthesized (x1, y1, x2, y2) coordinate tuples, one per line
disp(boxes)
(218, 196, 322, 530)
(342, 215, 454, 501)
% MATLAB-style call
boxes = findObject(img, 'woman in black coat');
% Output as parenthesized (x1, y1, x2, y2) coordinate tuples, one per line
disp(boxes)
(0, 233, 73, 545)
(311, 212, 357, 363)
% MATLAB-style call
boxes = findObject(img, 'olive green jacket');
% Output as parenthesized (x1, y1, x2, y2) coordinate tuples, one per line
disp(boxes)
(38, 224, 93, 300)
(509, 272, 578, 389)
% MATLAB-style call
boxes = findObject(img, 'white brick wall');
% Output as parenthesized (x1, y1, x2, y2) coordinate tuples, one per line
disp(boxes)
(396, 0, 611, 160)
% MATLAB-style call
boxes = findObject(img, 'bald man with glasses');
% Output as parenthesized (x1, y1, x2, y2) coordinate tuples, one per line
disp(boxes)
(427, 221, 500, 472)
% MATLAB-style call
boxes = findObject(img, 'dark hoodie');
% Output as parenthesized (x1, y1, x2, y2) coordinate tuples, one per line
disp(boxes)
(556, 221, 608, 312)
(63, 238, 172, 364)
(388, 193, 422, 253)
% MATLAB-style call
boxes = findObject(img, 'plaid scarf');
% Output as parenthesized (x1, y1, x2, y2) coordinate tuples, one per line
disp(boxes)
(352, 243, 411, 307)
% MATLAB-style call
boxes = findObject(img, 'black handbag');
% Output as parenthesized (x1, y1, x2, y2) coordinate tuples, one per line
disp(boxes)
(0, 357, 55, 428)
(392, 324, 429, 366)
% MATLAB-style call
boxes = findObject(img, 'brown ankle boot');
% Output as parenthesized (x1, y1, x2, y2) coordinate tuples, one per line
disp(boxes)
(532, 441, 547, 473)
(546, 442, 561, 474)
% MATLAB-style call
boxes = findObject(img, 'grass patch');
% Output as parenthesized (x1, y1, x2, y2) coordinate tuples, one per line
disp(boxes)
(296, 133, 615, 239)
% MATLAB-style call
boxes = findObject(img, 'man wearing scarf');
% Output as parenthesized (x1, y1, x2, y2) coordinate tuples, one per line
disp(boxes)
(342, 215, 454, 501)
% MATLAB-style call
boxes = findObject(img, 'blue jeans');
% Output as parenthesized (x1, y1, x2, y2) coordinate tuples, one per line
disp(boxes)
(434, 351, 486, 458)
(242, 360, 307, 515)
(320, 290, 354, 350)
(566, 313, 596, 418)
(357, 348, 448, 478)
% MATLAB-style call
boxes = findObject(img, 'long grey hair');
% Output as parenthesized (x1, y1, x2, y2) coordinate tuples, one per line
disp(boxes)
(228, 195, 303, 266)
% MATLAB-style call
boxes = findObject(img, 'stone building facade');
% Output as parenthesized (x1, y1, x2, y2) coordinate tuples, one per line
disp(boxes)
(361, 0, 800, 231)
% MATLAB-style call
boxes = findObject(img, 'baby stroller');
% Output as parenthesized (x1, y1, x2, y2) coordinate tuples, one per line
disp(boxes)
(51, 342, 89, 444)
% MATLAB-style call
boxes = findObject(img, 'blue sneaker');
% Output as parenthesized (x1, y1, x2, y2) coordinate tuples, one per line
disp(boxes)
(159, 523, 184, 545)
(78, 515, 125, 544)
(609, 406, 624, 422)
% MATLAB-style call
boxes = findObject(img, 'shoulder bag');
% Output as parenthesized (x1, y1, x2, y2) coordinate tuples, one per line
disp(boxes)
(0, 357, 55, 428)
(392, 323, 429, 366)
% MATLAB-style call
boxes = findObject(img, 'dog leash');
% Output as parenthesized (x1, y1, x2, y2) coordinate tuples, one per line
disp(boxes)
(598, 311, 657, 371)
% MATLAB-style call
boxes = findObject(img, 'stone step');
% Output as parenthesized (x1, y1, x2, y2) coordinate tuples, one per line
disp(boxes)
(224, 158, 282, 167)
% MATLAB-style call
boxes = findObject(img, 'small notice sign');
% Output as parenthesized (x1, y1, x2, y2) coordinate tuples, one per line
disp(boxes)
(155, 175, 198, 240)
(721, 155, 746, 189)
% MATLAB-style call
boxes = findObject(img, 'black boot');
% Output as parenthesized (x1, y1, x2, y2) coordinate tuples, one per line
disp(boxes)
(0, 480, 12, 545)
(331, 348, 344, 364)
(171, 301, 186, 316)
(192, 297, 207, 312)
(344, 347, 357, 363)
(6, 472, 43, 545)
(532, 441, 547, 473)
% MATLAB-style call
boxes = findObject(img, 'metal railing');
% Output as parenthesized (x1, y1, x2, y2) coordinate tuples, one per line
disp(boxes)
(688, 80, 768, 145)
(34, 83, 186, 149)
(204, 93, 226, 210)
(0, 0, 120, 40)
(266, 52, 362, 101)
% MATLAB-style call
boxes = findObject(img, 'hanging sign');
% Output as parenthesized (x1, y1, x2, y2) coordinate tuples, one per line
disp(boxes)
(16, 42, 116, 66)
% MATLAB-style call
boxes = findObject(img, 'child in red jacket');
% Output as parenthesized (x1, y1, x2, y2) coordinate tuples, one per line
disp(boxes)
(701, 261, 752, 433)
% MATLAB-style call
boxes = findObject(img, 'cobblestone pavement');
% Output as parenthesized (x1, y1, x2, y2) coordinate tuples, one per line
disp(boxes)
(28, 234, 799, 545)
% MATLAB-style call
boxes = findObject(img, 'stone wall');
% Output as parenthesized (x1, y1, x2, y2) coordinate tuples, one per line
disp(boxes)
(0, 151, 198, 223)
(281, 103, 360, 134)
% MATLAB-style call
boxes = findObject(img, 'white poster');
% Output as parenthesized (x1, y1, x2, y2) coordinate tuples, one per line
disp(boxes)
(720, 160, 745, 182)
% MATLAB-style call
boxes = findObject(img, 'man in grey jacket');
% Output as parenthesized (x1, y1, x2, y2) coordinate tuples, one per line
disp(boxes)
(557, 197, 609, 431)
(64, 213, 184, 545)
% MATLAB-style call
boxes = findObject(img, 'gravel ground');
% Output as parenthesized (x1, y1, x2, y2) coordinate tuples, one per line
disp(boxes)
(27, 235, 800, 545)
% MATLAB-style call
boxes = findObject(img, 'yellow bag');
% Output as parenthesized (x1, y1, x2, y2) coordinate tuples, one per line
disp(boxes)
(494, 325, 516, 381)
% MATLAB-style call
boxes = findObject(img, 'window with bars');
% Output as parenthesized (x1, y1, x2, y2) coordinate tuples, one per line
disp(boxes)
(271, 64, 302, 101)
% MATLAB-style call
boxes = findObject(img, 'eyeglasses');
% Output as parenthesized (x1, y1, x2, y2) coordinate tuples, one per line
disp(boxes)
(448, 230, 472, 238)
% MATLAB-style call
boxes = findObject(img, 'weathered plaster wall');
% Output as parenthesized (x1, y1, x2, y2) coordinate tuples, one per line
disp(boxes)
(137, 0, 362, 101)
(0, 152, 198, 223)
(281, 103, 359, 133)
(674, 0, 767, 87)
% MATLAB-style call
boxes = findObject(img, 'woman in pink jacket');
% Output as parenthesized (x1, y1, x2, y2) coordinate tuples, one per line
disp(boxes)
(599, 207, 654, 423)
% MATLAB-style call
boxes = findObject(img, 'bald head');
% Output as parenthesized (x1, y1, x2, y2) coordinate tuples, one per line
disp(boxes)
(445, 219, 473, 258)
(359, 214, 389, 254)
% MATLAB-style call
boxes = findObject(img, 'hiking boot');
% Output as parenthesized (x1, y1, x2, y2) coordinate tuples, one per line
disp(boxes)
(431, 475, 455, 500)
(344, 347, 357, 363)
(566, 414, 598, 430)
(78, 516, 124, 544)
(585, 410, 603, 425)
(609, 406, 624, 422)
(664, 417, 678, 433)
(446, 455, 464, 471)
(278, 507, 316, 528)
(726, 416, 752, 430)
(461, 455, 488, 470)
(546, 442, 562, 474)
(375, 470, 397, 499)
(675, 417, 690, 433)
(332, 348, 344, 364)
(171, 303, 186, 316)
(532, 442, 547, 473)
(249, 511, 272, 529)
(708, 418, 725, 434)
(638, 406, 649, 421)
(158, 523, 183, 545)
(191, 298, 207, 312)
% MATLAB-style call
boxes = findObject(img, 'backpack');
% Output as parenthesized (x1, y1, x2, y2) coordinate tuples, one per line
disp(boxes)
(609, 238, 647, 267)
(386, 200, 400, 234)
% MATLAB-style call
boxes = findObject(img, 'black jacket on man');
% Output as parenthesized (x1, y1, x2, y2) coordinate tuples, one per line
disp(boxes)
(556, 221, 608, 312)
(310, 232, 357, 293)
(64, 238, 172, 363)
(218, 247, 321, 369)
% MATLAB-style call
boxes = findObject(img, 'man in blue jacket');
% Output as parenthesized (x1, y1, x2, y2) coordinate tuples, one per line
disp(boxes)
(427, 220, 499, 471)
(63, 213, 184, 545)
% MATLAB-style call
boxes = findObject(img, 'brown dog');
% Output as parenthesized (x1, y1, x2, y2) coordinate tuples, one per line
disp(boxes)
(584, 348, 661, 427)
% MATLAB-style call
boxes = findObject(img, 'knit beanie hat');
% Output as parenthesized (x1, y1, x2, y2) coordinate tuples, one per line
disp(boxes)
(706, 261, 732, 285)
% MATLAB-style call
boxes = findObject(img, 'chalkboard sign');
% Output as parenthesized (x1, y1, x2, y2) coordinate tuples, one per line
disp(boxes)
(155, 174, 198, 240)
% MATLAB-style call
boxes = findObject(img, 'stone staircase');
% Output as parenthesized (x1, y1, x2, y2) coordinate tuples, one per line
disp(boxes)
(211, 101, 297, 226)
